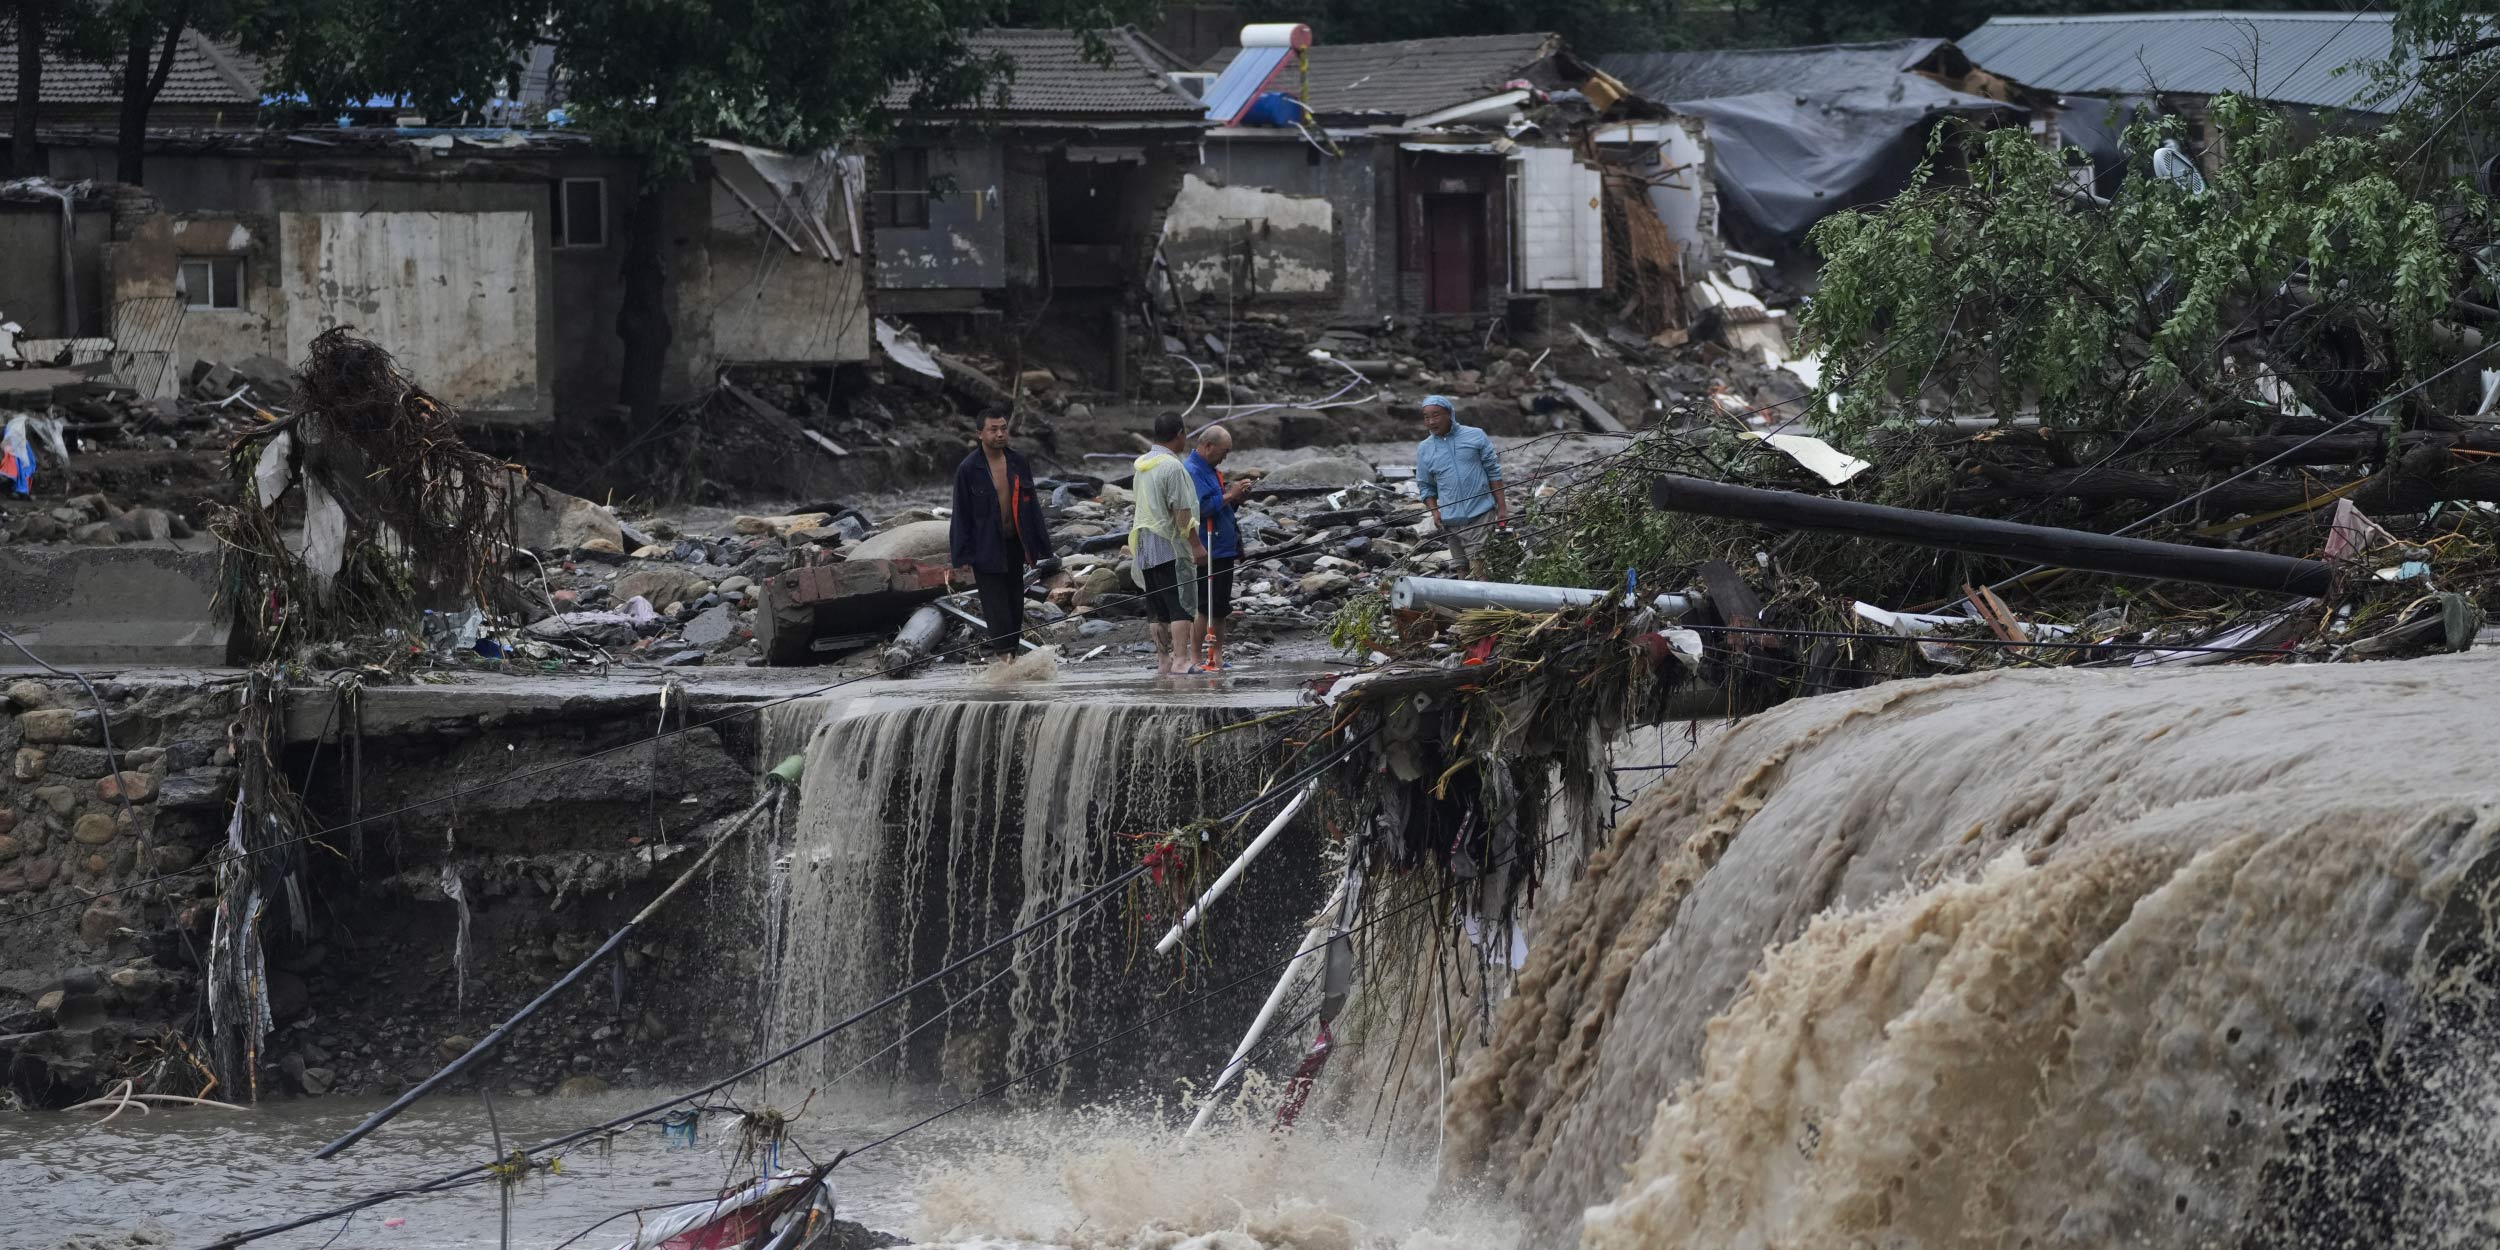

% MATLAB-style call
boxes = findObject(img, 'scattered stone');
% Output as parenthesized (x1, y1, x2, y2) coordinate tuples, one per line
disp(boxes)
(97, 771, 157, 803)
(438, 1035, 478, 1064)
(1298, 570, 1353, 597)
(1078, 618, 1116, 638)
(72, 813, 117, 845)
(301, 1066, 335, 1095)
(78, 901, 126, 945)
(35, 989, 63, 1015)
(33, 784, 77, 816)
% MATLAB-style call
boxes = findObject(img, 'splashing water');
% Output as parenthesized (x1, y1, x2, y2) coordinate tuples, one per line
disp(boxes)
(905, 1107, 1522, 1250)
(1440, 655, 2500, 1248)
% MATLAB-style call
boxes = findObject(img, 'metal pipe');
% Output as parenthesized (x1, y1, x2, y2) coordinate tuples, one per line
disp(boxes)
(1156, 780, 1316, 956)
(1649, 473, 2336, 598)
(1183, 875, 1345, 1137)
(1390, 575, 1696, 618)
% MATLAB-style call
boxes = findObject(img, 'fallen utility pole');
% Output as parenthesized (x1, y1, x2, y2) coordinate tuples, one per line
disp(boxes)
(1649, 474, 2336, 598)
(310, 764, 800, 1160)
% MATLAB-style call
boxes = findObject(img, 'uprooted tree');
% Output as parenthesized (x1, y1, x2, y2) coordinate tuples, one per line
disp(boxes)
(1500, 2, 2500, 670)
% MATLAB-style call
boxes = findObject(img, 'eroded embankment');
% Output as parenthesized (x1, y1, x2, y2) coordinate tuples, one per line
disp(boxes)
(1440, 654, 2500, 1248)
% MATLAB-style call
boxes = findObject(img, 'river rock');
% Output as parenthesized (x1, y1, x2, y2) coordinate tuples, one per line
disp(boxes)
(301, 1066, 335, 1096)
(97, 771, 156, 803)
(438, 1034, 478, 1064)
(850, 519, 954, 562)
(682, 605, 738, 649)
(1298, 570, 1353, 597)
(1073, 566, 1121, 609)
(18, 708, 96, 744)
(72, 813, 116, 845)
(555, 1074, 609, 1097)
(33, 784, 76, 815)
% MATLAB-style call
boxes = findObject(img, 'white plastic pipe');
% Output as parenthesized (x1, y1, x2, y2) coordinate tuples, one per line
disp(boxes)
(1390, 575, 1695, 618)
(1183, 877, 1344, 1137)
(1156, 781, 1316, 956)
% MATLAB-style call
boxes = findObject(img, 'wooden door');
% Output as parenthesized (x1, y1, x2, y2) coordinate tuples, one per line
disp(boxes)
(1424, 194, 1484, 315)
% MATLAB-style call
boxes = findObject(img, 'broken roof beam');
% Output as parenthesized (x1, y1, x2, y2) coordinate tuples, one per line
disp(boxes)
(1648, 473, 2336, 598)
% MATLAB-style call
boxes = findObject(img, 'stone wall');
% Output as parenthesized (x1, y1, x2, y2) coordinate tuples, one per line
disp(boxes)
(2, 676, 239, 1107)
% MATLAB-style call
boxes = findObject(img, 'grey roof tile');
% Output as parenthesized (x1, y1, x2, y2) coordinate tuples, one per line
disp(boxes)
(887, 28, 1201, 118)
(0, 29, 263, 107)
(1206, 31, 1562, 123)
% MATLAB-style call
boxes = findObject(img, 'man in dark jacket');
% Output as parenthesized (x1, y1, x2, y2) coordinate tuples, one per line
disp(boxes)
(949, 413, 1051, 657)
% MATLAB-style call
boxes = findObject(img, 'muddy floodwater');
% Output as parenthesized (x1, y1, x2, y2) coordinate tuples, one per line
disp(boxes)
(4, 1090, 1501, 1250)
(1, 1092, 929, 1250)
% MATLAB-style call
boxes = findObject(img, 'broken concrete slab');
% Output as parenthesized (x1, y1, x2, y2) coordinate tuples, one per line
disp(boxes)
(755, 558, 954, 665)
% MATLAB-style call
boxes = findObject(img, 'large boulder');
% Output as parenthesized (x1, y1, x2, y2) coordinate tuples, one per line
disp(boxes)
(851, 519, 954, 562)
(512, 479, 626, 553)
(1260, 454, 1376, 489)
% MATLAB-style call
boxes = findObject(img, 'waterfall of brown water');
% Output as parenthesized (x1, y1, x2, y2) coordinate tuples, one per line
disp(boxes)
(1445, 654, 2500, 1248)
(767, 695, 1307, 1097)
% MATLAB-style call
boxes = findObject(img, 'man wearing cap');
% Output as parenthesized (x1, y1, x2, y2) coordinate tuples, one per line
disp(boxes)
(1413, 395, 1507, 578)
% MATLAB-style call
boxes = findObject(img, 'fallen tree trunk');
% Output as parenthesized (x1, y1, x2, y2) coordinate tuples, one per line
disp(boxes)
(1652, 473, 2336, 596)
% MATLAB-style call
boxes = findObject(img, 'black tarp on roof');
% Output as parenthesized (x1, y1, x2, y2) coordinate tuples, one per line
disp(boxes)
(1600, 39, 2023, 247)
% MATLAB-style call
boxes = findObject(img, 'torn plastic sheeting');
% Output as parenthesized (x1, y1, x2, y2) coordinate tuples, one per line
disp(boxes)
(874, 319, 944, 380)
(1743, 431, 1871, 485)
(252, 431, 294, 508)
(1853, 600, 2074, 640)
(2129, 603, 2311, 667)
(298, 475, 348, 595)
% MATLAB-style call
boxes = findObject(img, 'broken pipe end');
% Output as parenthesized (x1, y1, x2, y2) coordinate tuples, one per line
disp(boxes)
(767, 754, 806, 787)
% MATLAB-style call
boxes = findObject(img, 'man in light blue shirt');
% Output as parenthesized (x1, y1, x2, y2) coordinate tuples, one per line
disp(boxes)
(1414, 395, 1508, 577)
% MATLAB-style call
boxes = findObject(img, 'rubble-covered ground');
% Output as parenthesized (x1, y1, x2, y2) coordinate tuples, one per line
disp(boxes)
(3, 299, 1804, 678)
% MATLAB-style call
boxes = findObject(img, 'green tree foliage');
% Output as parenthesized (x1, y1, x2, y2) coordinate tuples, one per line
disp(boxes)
(1802, 100, 2472, 450)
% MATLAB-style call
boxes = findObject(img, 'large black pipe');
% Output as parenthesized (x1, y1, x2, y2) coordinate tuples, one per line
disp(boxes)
(1649, 474, 2336, 597)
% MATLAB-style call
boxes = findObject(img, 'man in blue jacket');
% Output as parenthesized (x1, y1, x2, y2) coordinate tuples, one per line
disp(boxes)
(1414, 395, 1507, 577)
(1185, 424, 1250, 670)
(949, 412, 1051, 658)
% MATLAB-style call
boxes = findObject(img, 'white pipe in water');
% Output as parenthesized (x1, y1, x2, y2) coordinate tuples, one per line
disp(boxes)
(1184, 876, 1346, 1137)
(1155, 781, 1317, 957)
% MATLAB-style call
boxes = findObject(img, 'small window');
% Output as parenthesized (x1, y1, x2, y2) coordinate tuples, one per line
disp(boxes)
(553, 177, 607, 248)
(875, 147, 931, 229)
(177, 257, 243, 310)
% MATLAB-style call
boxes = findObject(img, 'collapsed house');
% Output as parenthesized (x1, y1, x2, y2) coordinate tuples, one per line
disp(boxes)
(1172, 31, 1697, 325)
(1960, 11, 2413, 198)
(1598, 39, 2049, 275)
(1, 130, 868, 425)
(871, 27, 1205, 386)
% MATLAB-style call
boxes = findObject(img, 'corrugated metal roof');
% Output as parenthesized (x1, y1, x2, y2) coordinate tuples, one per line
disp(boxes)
(885, 28, 1201, 118)
(1599, 39, 1954, 104)
(1959, 12, 2408, 111)
(0, 29, 264, 108)
(1205, 32, 1562, 123)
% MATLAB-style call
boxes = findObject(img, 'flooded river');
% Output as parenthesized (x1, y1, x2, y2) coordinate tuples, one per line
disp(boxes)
(2, 1090, 1502, 1250)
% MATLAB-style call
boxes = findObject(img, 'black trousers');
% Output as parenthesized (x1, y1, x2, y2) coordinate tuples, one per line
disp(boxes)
(974, 570, 1025, 654)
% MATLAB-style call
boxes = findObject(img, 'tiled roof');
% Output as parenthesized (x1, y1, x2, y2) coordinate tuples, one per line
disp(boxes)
(1205, 32, 1562, 123)
(886, 28, 1201, 118)
(0, 29, 263, 107)
(1960, 12, 2409, 111)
